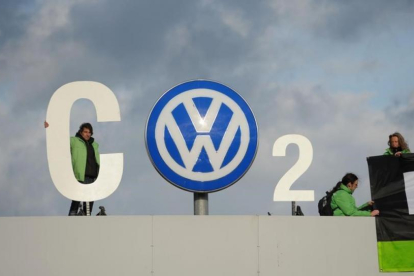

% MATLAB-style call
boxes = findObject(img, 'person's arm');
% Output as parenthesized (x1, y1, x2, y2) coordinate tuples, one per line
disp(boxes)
(334, 192, 371, 216)
(394, 149, 410, 156)
(357, 202, 370, 211)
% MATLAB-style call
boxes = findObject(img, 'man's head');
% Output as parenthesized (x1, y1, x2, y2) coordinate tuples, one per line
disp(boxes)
(78, 123, 93, 141)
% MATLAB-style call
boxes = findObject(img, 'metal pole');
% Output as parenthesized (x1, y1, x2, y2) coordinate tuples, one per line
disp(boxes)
(194, 193, 209, 215)
(292, 201, 296, 216)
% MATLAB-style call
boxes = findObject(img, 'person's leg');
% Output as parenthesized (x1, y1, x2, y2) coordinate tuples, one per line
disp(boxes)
(83, 176, 96, 214)
(82, 201, 94, 214)
(68, 201, 80, 216)
(69, 179, 88, 216)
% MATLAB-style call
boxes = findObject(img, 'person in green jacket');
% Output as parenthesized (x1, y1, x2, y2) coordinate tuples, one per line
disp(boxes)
(384, 132, 410, 156)
(330, 173, 379, 217)
(44, 121, 100, 215)
(68, 123, 100, 216)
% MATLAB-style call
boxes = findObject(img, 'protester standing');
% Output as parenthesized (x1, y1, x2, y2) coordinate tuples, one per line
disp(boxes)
(45, 122, 100, 215)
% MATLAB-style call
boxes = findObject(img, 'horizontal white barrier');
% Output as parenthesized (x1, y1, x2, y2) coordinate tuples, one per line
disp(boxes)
(0, 216, 410, 276)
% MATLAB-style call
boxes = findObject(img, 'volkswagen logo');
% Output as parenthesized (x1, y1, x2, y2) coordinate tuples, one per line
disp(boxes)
(146, 80, 258, 192)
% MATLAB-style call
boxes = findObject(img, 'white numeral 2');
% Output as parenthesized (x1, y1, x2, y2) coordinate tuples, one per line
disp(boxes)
(273, 134, 314, 201)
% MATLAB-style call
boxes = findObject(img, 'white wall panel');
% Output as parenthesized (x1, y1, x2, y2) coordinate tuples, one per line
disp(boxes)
(152, 216, 258, 276)
(0, 216, 153, 276)
(258, 216, 380, 276)
(0, 216, 412, 276)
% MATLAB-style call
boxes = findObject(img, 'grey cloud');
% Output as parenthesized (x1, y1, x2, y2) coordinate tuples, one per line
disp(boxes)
(0, 0, 35, 48)
(65, 0, 273, 87)
(387, 91, 414, 131)
(269, 0, 414, 42)
(1, 0, 273, 115)
(68, 1, 196, 70)
(314, 0, 414, 41)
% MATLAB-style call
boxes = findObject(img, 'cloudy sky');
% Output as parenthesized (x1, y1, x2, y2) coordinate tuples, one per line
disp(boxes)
(1, 0, 414, 216)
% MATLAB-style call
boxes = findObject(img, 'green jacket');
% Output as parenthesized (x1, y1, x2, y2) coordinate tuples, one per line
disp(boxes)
(70, 136, 100, 181)
(331, 184, 371, 216)
(384, 148, 410, 155)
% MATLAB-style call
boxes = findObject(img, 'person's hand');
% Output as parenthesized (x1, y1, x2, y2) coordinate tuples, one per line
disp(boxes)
(44, 121, 49, 128)
(395, 151, 402, 157)
(368, 201, 375, 206)
(371, 210, 379, 216)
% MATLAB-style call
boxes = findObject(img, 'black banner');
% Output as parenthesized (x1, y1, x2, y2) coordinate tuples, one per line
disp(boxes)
(367, 154, 414, 271)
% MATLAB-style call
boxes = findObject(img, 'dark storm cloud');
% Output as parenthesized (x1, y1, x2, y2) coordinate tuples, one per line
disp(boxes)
(27, 0, 277, 128)
(67, 1, 196, 72)
(387, 91, 414, 130)
(313, 0, 414, 41)
(0, 0, 35, 48)
(1, 0, 274, 115)
(64, 0, 273, 85)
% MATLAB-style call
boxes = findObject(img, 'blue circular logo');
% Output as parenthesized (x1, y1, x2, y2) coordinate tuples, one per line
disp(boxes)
(145, 80, 258, 192)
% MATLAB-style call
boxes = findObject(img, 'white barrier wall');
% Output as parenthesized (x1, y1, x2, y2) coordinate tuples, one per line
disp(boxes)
(0, 216, 410, 276)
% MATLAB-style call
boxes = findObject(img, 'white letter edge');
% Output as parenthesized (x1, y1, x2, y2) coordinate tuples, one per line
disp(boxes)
(46, 81, 123, 202)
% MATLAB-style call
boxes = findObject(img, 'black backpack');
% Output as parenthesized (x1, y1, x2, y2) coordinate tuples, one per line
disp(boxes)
(318, 191, 335, 216)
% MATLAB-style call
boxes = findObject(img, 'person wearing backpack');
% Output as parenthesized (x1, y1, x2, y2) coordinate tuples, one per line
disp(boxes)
(330, 173, 379, 217)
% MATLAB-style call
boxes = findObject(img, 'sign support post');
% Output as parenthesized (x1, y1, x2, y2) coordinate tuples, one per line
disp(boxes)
(194, 193, 209, 215)
(146, 80, 258, 216)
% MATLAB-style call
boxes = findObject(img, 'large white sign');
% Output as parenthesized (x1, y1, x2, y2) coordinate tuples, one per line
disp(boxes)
(46, 81, 123, 201)
(46, 81, 316, 203)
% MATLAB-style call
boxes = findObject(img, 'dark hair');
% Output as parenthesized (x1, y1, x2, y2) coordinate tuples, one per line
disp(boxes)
(78, 123, 93, 136)
(331, 173, 358, 193)
(388, 132, 409, 151)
